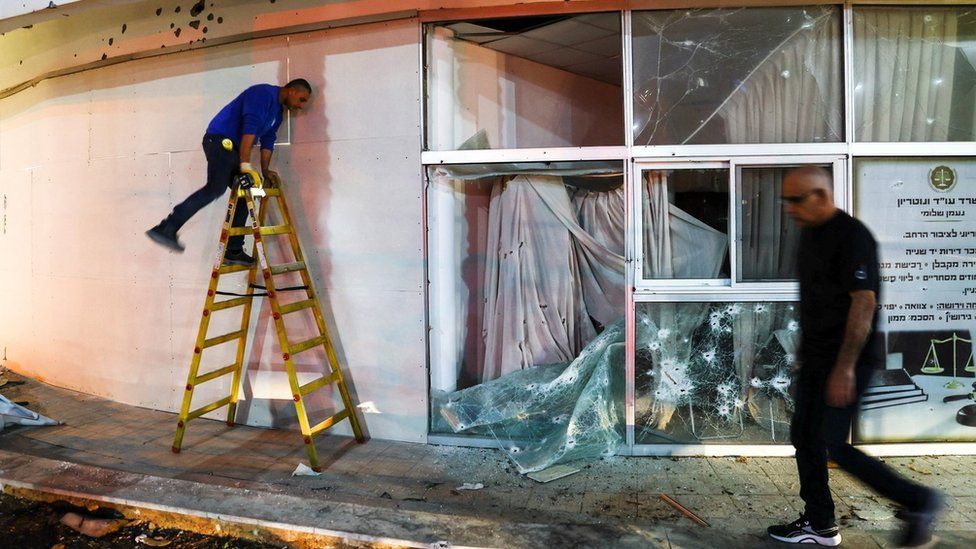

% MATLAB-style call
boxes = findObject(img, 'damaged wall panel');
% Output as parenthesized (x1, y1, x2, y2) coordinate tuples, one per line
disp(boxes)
(0, 18, 426, 443)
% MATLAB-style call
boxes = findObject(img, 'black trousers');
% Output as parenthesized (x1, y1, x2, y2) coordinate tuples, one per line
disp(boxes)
(165, 133, 248, 253)
(791, 356, 929, 527)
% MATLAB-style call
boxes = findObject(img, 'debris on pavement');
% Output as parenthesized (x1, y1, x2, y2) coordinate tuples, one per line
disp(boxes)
(527, 464, 581, 483)
(907, 463, 932, 475)
(291, 463, 321, 477)
(455, 482, 484, 491)
(659, 493, 709, 527)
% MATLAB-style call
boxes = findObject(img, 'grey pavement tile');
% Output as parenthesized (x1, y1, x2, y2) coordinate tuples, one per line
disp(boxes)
(768, 473, 800, 495)
(729, 493, 795, 518)
(635, 473, 673, 494)
(719, 474, 781, 496)
(666, 473, 725, 495)
(580, 491, 640, 520)
(636, 493, 684, 522)
(947, 496, 976, 521)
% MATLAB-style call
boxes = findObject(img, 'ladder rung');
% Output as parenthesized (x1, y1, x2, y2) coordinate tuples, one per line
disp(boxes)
(194, 364, 238, 384)
(203, 329, 247, 348)
(259, 225, 291, 236)
(279, 299, 315, 314)
(218, 264, 251, 274)
(226, 225, 289, 237)
(270, 261, 306, 275)
(299, 372, 339, 395)
(262, 188, 281, 197)
(288, 335, 328, 355)
(211, 297, 251, 311)
(187, 396, 232, 420)
(309, 409, 350, 436)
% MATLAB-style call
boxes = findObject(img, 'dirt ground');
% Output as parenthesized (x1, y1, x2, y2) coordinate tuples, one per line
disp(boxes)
(0, 493, 286, 549)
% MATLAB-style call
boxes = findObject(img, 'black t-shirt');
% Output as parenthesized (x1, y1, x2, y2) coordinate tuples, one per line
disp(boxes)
(797, 210, 881, 365)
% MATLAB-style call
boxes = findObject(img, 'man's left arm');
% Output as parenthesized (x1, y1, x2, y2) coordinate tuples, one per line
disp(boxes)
(827, 289, 876, 407)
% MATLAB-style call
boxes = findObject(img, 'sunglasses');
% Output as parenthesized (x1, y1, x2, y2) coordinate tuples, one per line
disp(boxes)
(780, 189, 820, 205)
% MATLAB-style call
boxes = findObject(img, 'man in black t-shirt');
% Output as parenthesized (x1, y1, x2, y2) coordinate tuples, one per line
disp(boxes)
(766, 166, 943, 548)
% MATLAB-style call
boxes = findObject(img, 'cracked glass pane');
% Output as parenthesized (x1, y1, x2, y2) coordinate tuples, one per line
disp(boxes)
(632, 6, 843, 145)
(641, 168, 730, 279)
(854, 7, 976, 142)
(737, 167, 802, 281)
(635, 301, 799, 444)
(427, 163, 627, 471)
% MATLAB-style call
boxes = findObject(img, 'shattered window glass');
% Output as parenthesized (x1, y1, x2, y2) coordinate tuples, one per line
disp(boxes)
(737, 167, 802, 281)
(427, 162, 627, 469)
(425, 13, 624, 150)
(641, 168, 730, 280)
(635, 301, 799, 444)
(853, 7, 976, 142)
(632, 6, 843, 145)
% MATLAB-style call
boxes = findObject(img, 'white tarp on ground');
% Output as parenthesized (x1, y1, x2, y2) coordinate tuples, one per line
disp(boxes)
(0, 393, 58, 432)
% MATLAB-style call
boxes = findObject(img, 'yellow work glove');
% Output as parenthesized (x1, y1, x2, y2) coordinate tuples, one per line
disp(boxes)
(239, 162, 262, 187)
(239, 162, 265, 196)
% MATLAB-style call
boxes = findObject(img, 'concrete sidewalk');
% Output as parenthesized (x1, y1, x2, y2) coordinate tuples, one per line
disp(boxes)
(0, 374, 974, 548)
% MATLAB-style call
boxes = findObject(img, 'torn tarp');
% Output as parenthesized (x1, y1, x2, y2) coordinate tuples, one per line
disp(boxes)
(0, 393, 59, 432)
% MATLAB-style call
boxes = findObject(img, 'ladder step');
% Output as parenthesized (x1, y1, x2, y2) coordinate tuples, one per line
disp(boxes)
(229, 224, 291, 236)
(299, 372, 339, 395)
(279, 299, 315, 314)
(262, 188, 281, 197)
(211, 297, 251, 311)
(309, 409, 350, 436)
(203, 329, 247, 348)
(194, 364, 238, 384)
(259, 224, 291, 236)
(218, 264, 251, 274)
(288, 335, 328, 355)
(187, 396, 232, 420)
(270, 261, 306, 275)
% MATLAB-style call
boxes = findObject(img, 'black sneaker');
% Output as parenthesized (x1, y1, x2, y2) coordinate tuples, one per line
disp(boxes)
(895, 489, 944, 548)
(223, 250, 255, 267)
(767, 515, 841, 546)
(146, 222, 184, 252)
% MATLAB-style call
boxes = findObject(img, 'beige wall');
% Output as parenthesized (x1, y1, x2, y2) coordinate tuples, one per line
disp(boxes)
(0, 18, 427, 442)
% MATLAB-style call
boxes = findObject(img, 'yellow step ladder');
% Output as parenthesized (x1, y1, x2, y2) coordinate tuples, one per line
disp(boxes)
(172, 176, 364, 470)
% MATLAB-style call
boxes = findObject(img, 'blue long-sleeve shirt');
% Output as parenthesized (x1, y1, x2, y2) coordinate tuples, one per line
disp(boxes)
(206, 84, 283, 151)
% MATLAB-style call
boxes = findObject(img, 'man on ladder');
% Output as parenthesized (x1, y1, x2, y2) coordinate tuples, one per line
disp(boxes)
(146, 79, 312, 266)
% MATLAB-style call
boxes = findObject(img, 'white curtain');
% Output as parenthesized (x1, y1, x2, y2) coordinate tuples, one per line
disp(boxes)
(480, 175, 625, 382)
(854, 9, 959, 141)
(718, 17, 842, 143)
(739, 169, 799, 280)
(573, 186, 626, 326)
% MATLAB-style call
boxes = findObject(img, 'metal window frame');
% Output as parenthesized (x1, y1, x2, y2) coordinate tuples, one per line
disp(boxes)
(419, 4, 976, 455)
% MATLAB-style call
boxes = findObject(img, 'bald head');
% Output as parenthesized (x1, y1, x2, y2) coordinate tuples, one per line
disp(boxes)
(782, 165, 837, 227)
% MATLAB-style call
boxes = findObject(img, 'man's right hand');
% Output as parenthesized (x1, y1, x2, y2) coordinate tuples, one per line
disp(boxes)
(240, 162, 262, 187)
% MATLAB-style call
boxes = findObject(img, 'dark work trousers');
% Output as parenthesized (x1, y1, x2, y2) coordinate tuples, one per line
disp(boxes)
(165, 133, 248, 253)
(791, 356, 929, 528)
